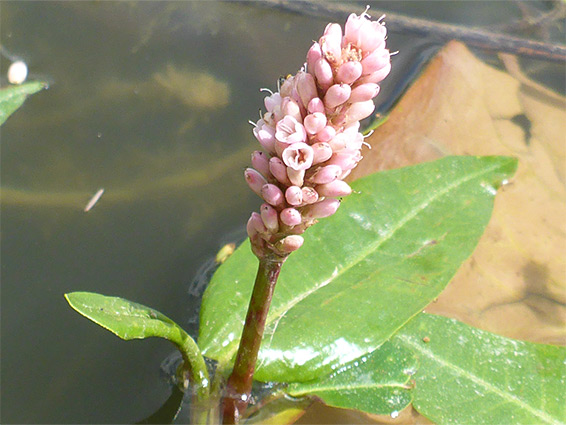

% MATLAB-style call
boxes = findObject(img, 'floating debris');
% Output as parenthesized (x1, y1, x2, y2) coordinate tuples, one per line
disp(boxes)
(84, 188, 105, 212)
(8, 60, 28, 85)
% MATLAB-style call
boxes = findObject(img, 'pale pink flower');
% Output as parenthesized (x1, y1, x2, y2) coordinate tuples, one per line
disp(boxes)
(281, 142, 314, 171)
(275, 115, 307, 144)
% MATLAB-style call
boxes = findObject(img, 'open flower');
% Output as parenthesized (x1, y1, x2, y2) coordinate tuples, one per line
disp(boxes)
(282, 142, 314, 171)
(275, 115, 307, 144)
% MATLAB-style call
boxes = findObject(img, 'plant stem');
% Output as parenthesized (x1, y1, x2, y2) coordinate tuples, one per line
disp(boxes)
(221, 257, 284, 424)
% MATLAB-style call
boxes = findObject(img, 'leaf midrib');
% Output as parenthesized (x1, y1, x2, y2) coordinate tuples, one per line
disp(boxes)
(213, 160, 506, 364)
(399, 334, 561, 425)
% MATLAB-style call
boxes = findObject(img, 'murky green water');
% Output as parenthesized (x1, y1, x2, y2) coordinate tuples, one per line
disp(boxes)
(1, 1, 563, 423)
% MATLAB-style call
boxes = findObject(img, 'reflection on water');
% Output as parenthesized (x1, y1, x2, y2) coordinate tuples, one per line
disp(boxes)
(1, 1, 563, 424)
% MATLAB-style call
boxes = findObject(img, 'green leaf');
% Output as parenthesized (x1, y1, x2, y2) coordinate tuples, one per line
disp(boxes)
(0, 81, 47, 126)
(65, 292, 210, 401)
(199, 156, 518, 382)
(287, 338, 417, 416)
(65, 291, 183, 340)
(394, 313, 566, 425)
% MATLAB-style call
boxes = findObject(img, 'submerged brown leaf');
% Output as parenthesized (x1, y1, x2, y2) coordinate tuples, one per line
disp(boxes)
(350, 41, 566, 346)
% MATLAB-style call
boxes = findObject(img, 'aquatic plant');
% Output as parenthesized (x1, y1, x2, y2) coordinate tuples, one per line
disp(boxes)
(0, 6, 556, 425)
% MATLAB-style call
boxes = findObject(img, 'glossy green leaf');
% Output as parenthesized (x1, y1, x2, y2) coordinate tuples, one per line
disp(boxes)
(0, 81, 47, 126)
(65, 291, 183, 340)
(394, 313, 566, 425)
(65, 292, 210, 401)
(287, 338, 417, 416)
(199, 156, 518, 382)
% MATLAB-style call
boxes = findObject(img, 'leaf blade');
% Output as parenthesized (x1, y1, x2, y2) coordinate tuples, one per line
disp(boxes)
(199, 156, 518, 382)
(396, 313, 566, 425)
(0, 81, 47, 126)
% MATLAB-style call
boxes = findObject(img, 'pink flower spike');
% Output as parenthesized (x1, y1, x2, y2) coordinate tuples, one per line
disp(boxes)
(310, 164, 342, 184)
(287, 168, 305, 187)
(261, 183, 285, 206)
(302, 186, 319, 204)
(285, 186, 303, 206)
(308, 97, 325, 114)
(321, 23, 343, 63)
(307, 42, 323, 75)
(304, 112, 327, 135)
(324, 83, 352, 109)
(302, 198, 341, 219)
(315, 126, 336, 143)
(349, 83, 380, 103)
(314, 58, 333, 90)
(336, 61, 363, 84)
(251, 151, 271, 178)
(345, 100, 376, 124)
(282, 142, 314, 171)
(260, 203, 279, 233)
(344, 11, 387, 53)
(361, 49, 390, 76)
(245, 168, 268, 197)
(275, 115, 307, 144)
(296, 72, 318, 109)
(275, 235, 304, 254)
(280, 208, 302, 226)
(269, 157, 292, 185)
(316, 180, 352, 197)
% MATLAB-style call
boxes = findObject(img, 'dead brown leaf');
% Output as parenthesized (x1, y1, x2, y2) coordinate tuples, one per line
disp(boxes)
(350, 40, 566, 346)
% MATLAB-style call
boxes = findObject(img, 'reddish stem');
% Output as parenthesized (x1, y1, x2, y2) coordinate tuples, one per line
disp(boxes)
(221, 257, 284, 424)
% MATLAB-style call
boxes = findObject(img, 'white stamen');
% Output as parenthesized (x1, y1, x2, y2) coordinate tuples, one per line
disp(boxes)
(260, 88, 273, 95)
(248, 120, 257, 127)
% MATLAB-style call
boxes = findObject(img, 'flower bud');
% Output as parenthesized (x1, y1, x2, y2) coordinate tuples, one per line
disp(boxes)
(280, 208, 302, 226)
(302, 198, 341, 219)
(281, 97, 302, 122)
(287, 168, 305, 187)
(260, 203, 279, 233)
(321, 23, 343, 63)
(275, 235, 304, 254)
(282, 142, 314, 171)
(248, 212, 267, 238)
(349, 83, 380, 103)
(358, 62, 392, 84)
(302, 186, 319, 204)
(307, 97, 325, 114)
(245, 168, 268, 197)
(336, 61, 363, 84)
(344, 100, 375, 125)
(327, 151, 361, 170)
(310, 164, 342, 184)
(311, 142, 334, 164)
(315, 126, 336, 143)
(316, 180, 352, 197)
(314, 58, 333, 90)
(261, 183, 285, 206)
(269, 157, 291, 185)
(285, 186, 303, 206)
(303, 112, 327, 135)
(307, 42, 323, 75)
(361, 49, 390, 75)
(295, 71, 318, 109)
(324, 83, 352, 109)
(251, 151, 271, 178)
